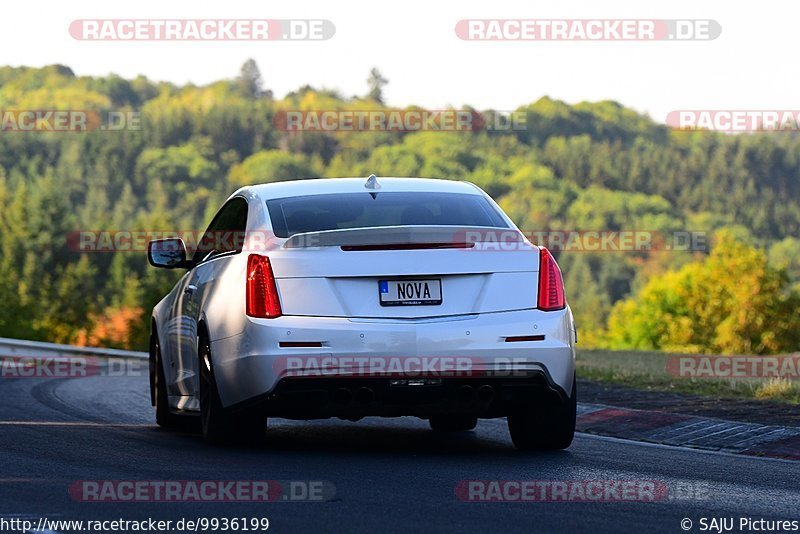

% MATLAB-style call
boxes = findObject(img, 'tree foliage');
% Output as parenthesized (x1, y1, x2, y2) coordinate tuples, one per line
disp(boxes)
(605, 231, 800, 354)
(366, 68, 388, 104)
(0, 64, 798, 352)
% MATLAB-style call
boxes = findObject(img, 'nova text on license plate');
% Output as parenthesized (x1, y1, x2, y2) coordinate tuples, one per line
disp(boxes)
(379, 279, 442, 306)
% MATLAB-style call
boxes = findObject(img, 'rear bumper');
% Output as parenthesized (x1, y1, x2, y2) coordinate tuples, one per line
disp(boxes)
(248, 373, 568, 419)
(211, 307, 576, 412)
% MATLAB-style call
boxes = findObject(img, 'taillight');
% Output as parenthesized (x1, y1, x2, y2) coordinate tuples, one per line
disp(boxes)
(537, 247, 566, 311)
(246, 254, 282, 318)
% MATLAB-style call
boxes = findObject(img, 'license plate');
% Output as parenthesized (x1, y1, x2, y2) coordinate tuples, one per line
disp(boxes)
(379, 279, 442, 306)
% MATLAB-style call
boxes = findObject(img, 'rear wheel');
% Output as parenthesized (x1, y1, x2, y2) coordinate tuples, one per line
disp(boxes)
(507, 376, 576, 451)
(150, 333, 182, 429)
(429, 415, 478, 432)
(198, 331, 266, 444)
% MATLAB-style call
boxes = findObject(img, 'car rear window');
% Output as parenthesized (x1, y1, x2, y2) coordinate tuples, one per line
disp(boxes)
(266, 192, 509, 238)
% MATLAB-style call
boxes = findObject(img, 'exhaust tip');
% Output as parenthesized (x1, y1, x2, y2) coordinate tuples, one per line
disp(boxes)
(355, 387, 375, 404)
(457, 385, 476, 403)
(333, 388, 353, 405)
(477, 385, 494, 402)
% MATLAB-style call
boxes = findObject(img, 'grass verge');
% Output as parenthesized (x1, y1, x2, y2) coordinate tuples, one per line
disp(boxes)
(576, 349, 800, 404)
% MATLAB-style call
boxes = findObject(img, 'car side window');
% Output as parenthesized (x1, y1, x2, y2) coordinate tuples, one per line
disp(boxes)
(192, 197, 249, 264)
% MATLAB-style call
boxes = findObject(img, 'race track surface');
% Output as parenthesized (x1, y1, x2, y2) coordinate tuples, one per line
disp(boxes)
(0, 369, 797, 533)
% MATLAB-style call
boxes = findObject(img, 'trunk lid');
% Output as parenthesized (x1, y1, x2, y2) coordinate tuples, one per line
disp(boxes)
(267, 226, 540, 318)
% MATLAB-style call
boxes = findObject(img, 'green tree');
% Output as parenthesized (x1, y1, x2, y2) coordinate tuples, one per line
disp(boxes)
(560, 254, 610, 347)
(236, 59, 264, 99)
(227, 150, 317, 186)
(606, 230, 800, 354)
(769, 237, 800, 291)
(4, 64, 800, 351)
(366, 68, 388, 104)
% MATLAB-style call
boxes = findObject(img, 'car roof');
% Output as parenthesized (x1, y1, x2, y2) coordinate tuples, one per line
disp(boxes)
(241, 177, 482, 201)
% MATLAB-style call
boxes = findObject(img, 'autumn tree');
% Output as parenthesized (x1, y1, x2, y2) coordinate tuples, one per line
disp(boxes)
(605, 230, 800, 354)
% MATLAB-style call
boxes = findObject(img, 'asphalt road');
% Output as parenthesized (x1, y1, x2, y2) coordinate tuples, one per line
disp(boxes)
(0, 366, 798, 534)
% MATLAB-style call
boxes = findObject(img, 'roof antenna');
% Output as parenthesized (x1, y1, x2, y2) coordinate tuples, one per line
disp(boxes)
(364, 174, 381, 190)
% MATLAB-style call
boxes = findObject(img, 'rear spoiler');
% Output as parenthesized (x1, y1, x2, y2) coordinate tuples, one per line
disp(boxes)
(282, 225, 528, 250)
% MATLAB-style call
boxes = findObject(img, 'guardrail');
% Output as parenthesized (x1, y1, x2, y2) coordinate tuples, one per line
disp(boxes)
(0, 337, 147, 360)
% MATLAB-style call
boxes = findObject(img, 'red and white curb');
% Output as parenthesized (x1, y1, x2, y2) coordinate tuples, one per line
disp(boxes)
(577, 404, 800, 461)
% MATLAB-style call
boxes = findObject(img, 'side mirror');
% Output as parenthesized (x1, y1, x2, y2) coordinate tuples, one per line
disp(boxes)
(148, 238, 190, 269)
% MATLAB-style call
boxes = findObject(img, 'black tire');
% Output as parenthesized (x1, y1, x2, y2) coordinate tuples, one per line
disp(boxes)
(429, 415, 478, 432)
(198, 331, 266, 445)
(507, 376, 576, 451)
(150, 333, 183, 429)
